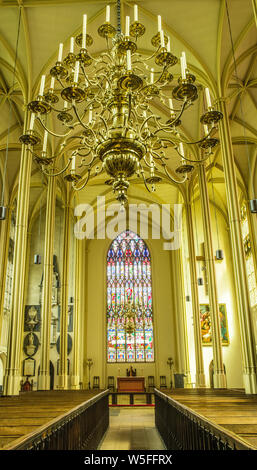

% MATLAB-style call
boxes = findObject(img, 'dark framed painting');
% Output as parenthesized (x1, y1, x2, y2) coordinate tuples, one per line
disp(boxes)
(200, 303, 229, 346)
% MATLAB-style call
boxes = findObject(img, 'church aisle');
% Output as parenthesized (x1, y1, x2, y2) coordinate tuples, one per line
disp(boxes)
(99, 407, 165, 450)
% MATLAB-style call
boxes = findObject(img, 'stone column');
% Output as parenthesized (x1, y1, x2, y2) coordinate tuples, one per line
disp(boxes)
(59, 204, 71, 389)
(38, 176, 56, 390)
(3, 123, 33, 395)
(0, 207, 11, 342)
(185, 202, 206, 387)
(218, 98, 257, 393)
(71, 236, 82, 389)
(252, 0, 257, 28)
(171, 248, 191, 385)
(198, 162, 226, 388)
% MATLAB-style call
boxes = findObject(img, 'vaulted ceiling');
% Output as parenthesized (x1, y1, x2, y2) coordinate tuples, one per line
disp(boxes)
(0, 0, 256, 220)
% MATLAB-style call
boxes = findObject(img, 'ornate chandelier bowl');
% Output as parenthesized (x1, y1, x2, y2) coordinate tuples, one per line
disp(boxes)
(98, 138, 146, 176)
(19, 4, 224, 205)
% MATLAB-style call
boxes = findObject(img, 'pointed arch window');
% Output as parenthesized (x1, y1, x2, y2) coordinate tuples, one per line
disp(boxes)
(107, 230, 154, 363)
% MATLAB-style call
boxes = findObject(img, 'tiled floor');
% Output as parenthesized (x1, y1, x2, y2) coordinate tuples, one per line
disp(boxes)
(99, 407, 166, 450)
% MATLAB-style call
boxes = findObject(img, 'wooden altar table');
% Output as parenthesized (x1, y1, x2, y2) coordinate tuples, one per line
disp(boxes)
(117, 376, 145, 392)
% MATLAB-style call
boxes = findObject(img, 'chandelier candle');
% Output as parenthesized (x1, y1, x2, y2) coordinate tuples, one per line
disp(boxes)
(50, 76, 55, 90)
(39, 75, 46, 96)
(70, 37, 74, 53)
(82, 14, 87, 49)
(181, 52, 187, 79)
(158, 15, 162, 32)
(134, 5, 138, 22)
(29, 113, 35, 131)
(167, 37, 171, 52)
(71, 154, 76, 172)
(125, 16, 130, 37)
(160, 30, 165, 49)
(169, 98, 174, 115)
(106, 5, 110, 23)
(58, 43, 63, 62)
(74, 61, 80, 83)
(150, 68, 154, 84)
(205, 87, 212, 109)
(179, 142, 185, 157)
(126, 49, 132, 71)
(43, 130, 48, 153)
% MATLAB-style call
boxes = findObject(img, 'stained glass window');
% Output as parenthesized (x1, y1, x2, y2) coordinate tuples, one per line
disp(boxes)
(241, 204, 257, 307)
(107, 230, 154, 363)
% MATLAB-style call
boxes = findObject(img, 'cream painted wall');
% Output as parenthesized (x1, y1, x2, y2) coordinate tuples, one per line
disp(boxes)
(85, 232, 177, 390)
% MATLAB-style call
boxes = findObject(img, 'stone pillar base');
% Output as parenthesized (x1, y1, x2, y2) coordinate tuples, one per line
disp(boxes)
(58, 374, 68, 390)
(213, 372, 227, 389)
(243, 373, 257, 394)
(196, 373, 206, 388)
(3, 372, 21, 396)
(71, 375, 80, 390)
(184, 372, 192, 388)
(37, 374, 50, 391)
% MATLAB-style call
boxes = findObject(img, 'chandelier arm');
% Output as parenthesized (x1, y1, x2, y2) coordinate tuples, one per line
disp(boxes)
(56, 76, 66, 89)
(36, 116, 74, 138)
(76, 148, 92, 158)
(28, 146, 64, 162)
(179, 128, 217, 145)
(158, 97, 188, 114)
(97, 114, 109, 134)
(163, 164, 187, 184)
(41, 159, 72, 177)
(139, 114, 157, 138)
(72, 104, 97, 142)
(143, 154, 155, 169)
(154, 67, 172, 86)
(95, 72, 112, 89)
(150, 149, 168, 161)
(175, 146, 210, 163)
(157, 101, 188, 133)
(72, 169, 91, 191)
(139, 46, 161, 62)
(139, 167, 152, 193)
(79, 153, 97, 168)
(159, 137, 175, 148)
(47, 104, 73, 113)
(99, 51, 115, 65)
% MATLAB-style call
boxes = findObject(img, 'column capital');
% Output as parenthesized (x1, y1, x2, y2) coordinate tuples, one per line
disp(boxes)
(216, 96, 227, 104)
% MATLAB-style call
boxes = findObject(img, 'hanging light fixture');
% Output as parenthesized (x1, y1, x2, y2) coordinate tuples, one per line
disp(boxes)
(0, 206, 7, 220)
(19, 1, 223, 207)
(34, 254, 41, 265)
(250, 199, 257, 214)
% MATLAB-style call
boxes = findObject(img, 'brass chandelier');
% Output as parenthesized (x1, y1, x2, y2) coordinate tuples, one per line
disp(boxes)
(20, 1, 223, 207)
